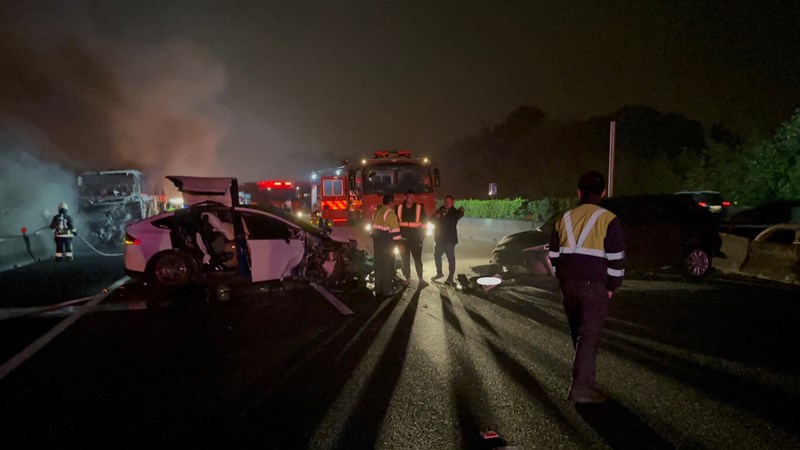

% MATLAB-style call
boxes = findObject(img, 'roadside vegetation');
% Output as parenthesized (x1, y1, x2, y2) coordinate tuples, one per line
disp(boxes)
(438, 106, 799, 209)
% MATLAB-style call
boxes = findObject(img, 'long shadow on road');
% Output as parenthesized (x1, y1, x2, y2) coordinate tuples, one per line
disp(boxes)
(221, 288, 409, 447)
(332, 289, 421, 448)
(485, 286, 800, 440)
(576, 401, 675, 450)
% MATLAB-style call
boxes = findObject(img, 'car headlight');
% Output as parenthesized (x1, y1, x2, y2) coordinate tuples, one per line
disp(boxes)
(296, 211, 304, 218)
(365, 223, 372, 232)
(426, 222, 434, 236)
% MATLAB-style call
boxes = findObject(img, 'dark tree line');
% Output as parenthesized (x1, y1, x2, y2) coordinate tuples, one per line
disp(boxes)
(435, 105, 709, 199)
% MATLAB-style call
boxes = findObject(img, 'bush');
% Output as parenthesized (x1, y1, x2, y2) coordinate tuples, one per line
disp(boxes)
(456, 197, 576, 220)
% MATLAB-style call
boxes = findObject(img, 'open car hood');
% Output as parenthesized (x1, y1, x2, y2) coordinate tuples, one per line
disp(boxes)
(167, 176, 235, 207)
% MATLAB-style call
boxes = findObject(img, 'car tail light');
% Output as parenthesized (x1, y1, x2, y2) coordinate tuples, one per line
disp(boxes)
(697, 202, 707, 207)
(722, 201, 731, 206)
(124, 233, 141, 245)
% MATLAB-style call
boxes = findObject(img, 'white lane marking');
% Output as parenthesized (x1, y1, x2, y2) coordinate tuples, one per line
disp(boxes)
(0, 295, 98, 320)
(0, 276, 129, 382)
(310, 282, 353, 315)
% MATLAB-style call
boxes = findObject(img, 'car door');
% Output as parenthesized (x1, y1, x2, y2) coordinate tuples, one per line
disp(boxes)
(238, 209, 305, 282)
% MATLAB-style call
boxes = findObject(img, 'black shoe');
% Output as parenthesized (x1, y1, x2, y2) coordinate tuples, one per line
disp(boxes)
(431, 273, 444, 281)
(445, 277, 454, 286)
(568, 388, 608, 404)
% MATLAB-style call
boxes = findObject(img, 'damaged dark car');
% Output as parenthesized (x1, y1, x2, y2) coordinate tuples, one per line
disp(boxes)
(488, 194, 724, 280)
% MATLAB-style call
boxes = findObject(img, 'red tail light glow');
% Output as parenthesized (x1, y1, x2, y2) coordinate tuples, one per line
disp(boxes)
(124, 234, 141, 245)
(697, 202, 707, 207)
(722, 201, 731, 206)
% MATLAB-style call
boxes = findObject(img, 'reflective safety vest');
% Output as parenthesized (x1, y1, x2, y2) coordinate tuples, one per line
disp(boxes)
(397, 203, 422, 228)
(372, 205, 402, 241)
(548, 203, 626, 289)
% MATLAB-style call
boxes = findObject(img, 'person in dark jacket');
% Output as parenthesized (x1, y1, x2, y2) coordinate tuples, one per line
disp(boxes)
(548, 171, 625, 404)
(397, 190, 428, 287)
(431, 195, 464, 284)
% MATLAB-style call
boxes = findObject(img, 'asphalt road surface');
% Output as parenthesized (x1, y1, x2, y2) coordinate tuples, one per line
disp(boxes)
(0, 237, 798, 448)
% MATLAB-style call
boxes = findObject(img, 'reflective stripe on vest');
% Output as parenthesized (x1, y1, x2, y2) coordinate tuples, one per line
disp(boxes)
(398, 203, 422, 228)
(558, 208, 607, 258)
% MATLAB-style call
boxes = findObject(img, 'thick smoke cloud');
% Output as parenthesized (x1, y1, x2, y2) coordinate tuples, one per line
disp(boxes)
(0, 26, 228, 192)
(0, 132, 79, 236)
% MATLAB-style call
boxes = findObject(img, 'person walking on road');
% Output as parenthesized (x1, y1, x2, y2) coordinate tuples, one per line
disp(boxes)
(548, 171, 625, 404)
(397, 190, 428, 287)
(49, 202, 77, 262)
(431, 195, 464, 285)
(371, 194, 403, 297)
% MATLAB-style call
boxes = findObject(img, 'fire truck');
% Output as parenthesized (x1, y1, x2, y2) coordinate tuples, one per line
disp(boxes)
(310, 150, 440, 227)
(239, 180, 305, 215)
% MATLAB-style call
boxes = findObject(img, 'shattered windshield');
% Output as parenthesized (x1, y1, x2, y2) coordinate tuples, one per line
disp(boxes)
(80, 173, 137, 196)
(361, 163, 432, 195)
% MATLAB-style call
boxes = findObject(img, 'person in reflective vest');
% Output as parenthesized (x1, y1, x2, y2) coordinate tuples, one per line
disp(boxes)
(397, 190, 428, 287)
(548, 171, 625, 404)
(371, 194, 403, 297)
(49, 202, 77, 261)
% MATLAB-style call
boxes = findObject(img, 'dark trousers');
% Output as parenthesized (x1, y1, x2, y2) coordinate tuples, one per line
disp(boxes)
(560, 280, 610, 393)
(372, 234, 397, 295)
(55, 237, 73, 261)
(401, 237, 424, 279)
(434, 242, 456, 279)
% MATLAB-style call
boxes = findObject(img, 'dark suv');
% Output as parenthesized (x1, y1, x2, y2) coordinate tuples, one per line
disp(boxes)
(490, 194, 724, 279)
(675, 191, 731, 219)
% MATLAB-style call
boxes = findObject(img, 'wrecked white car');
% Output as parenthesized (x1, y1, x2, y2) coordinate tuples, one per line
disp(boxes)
(123, 176, 369, 290)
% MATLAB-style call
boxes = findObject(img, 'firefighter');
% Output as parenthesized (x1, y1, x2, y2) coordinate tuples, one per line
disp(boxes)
(371, 194, 403, 297)
(49, 202, 77, 261)
(397, 190, 428, 287)
(548, 171, 625, 404)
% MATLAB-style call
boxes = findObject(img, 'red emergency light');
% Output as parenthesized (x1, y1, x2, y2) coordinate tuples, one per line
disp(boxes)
(257, 180, 294, 190)
(374, 151, 390, 158)
(397, 150, 411, 158)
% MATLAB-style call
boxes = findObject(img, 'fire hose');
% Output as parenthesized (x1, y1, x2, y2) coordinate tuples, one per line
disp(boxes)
(31, 226, 123, 257)
(75, 234, 123, 257)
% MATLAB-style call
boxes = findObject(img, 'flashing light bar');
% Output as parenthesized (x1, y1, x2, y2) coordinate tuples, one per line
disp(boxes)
(257, 180, 294, 190)
(373, 150, 413, 159)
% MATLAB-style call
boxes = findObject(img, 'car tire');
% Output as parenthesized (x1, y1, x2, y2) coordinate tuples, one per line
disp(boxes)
(682, 247, 711, 279)
(147, 250, 197, 288)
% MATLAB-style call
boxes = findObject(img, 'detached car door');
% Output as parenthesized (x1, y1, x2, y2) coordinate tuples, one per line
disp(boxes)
(238, 209, 305, 282)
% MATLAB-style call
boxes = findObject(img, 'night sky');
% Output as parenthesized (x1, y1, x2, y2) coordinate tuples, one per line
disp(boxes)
(2, 0, 798, 181)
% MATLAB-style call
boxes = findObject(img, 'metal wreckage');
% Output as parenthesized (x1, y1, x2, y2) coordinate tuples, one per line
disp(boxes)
(122, 176, 372, 293)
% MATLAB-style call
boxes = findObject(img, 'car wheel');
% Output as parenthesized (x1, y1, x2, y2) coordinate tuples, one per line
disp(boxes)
(683, 248, 710, 278)
(148, 250, 196, 288)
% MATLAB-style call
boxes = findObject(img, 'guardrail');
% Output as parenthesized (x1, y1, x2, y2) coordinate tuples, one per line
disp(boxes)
(0, 232, 50, 272)
(457, 218, 543, 244)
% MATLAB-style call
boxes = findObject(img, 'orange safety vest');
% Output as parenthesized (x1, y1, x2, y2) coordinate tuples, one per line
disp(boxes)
(397, 203, 422, 228)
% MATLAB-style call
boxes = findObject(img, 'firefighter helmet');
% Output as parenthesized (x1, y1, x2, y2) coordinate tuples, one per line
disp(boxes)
(58, 202, 69, 210)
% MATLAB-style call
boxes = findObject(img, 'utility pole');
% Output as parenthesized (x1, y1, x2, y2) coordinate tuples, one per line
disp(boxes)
(608, 121, 616, 197)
